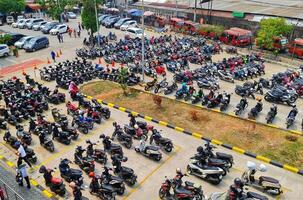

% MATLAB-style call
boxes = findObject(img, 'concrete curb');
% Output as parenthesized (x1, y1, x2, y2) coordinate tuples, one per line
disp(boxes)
(0, 155, 58, 199)
(83, 94, 303, 176)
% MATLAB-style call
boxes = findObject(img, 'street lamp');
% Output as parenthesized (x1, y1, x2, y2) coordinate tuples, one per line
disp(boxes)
(141, 0, 145, 82)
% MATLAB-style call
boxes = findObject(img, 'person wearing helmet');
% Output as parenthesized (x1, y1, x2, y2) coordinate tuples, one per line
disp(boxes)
(134, 124, 144, 139)
(16, 141, 32, 167)
(69, 181, 82, 200)
(111, 154, 122, 173)
(89, 171, 99, 193)
(103, 136, 112, 151)
(255, 97, 263, 112)
(181, 82, 188, 93)
(138, 138, 147, 153)
(174, 168, 186, 187)
(229, 178, 244, 200)
(239, 96, 248, 110)
(28, 118, 36, 134)
(129, 114, 136, 127)
(287, 104, 298, 119)
(270, 104, 277, 115)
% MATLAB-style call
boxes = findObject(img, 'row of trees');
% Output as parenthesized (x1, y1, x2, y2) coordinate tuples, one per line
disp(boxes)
(0, 0, 25, 14)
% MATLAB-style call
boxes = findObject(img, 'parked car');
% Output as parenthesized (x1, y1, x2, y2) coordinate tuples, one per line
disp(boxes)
(6, 33, 25, 46)
(49, 24, 68, 35)
(114, 18, 131, 29)
(14, 36, 34, 49)
(17, 15, 24, 20)
(105, 17, 120, 28)
(33, 21, 47, 31)
(6, 16, 14, 25)
(23, 36, 49, 52)
(26, 18, 44, 29)
(18, 19, 32, 29)
(0, 44, 9, 57)
(101, 16, 116, 26)
(126, 27, 145, 38)
(13, 19, 24, 28)
(120, 20, 137, 31)
(41, 22, 60, 34)
(67, 12, 76, 19)
(98, 14, 111, 23)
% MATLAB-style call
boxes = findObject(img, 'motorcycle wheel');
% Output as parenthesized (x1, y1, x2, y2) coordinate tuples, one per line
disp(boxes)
(144, 86, 149, 91)
(159, 188, 167, 199)
(186, 165, 193, 174)
(128, 176, 137, 186)
(49, 145, 55, 152)
(165, 144, 173, 152)
(154, 87, 159, 93)
(81, 127, 88, 134)
(104, 112, 111, 119)
(117, 187, 125, 195)
(125, 142, 132, 149)
(31, 157, 37, 163)
(155, 154, 162, 161)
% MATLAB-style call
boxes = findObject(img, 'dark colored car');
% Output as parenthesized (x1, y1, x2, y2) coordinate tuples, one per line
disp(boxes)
(101, 16, 116, 26)
(41, 22, 60, 34)
(23, 36, 49, 52)
(105, 17, 120, 28)
(6, 33, 25, 46)
(114, 18, 131, 29)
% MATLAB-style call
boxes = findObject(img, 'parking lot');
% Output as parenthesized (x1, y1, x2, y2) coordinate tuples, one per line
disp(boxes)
(1, 16, 303, 200)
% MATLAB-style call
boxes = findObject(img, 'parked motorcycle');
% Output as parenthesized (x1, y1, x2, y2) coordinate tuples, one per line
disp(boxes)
(39, 166, 66, 196)
(59, 158, 83, 186)
(154, 78, 168, 93)
(112, 122, 133, 148)
(163, 82, 178, 95)
(266, 105, 277, 124)
(86, 140, 107, 164)
(149, 129, 173, 152)
(135, 139, 162, 161)
(74, 146, 95, 174)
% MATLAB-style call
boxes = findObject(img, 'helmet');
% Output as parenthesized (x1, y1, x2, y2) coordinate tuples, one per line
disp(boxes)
(176, 168, 181, 174)
(256, 96, 262, 101)
(134, 124, 139, 129)
(69, 182, 76, 188)
(14, 141, 21, 148)
(258, 164, 267, 172)
(89, 172, 95, 178)
(105, 136, 110, 140)
(234, 178, 242, 186)
(196, 146, 204, 153)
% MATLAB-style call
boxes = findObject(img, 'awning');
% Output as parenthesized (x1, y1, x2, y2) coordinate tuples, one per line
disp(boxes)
(128, 9, 139, 14)
(294, 38, 303, 46)
(26, 3, 41, 10)
(144, 11, 154, 16)
(131, 10, 143, 17)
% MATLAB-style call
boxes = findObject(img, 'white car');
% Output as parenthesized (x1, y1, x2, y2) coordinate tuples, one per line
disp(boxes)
(0, 44, 9, 57)
(126, 27, 146, 38)
(67, 12, 76, 19)
(120, 20, 137, 31)
(33, 21, 47, 31)
(49, 24, 68, 35)
(14, 36, 34, 49)
(18, 19, 31, 29)
(12, 19, 23, 28)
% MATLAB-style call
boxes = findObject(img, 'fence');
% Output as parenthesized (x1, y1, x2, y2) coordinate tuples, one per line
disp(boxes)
(0, 178, 24, 200)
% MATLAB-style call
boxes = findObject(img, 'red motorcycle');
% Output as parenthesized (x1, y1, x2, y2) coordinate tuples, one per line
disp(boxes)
(66, 102, 79, 116)
(159, 176, 173, 199)
(87, 108, 102, 124)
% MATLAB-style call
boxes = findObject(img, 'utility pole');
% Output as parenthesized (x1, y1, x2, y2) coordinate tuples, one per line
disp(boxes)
(94, 0, 100, 47)
(194, 0, 197, 22)
(141, 0, 145, 82)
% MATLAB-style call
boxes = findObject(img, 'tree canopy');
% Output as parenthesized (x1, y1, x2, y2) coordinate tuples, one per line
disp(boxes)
(0, 0, 25, 14)
(81, 0, 98, 35)
(256, 18, 293, 50)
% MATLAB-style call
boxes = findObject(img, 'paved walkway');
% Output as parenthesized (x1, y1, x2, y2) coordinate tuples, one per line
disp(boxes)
(0, 162, 48, 200)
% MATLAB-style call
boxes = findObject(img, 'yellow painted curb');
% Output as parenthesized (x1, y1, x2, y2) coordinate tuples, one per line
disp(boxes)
(159, 121, 168, 126)
(131, 111, 139, 116)
(144, 116, 153, 121)
(42, 189, 53, 198)
(118, 107, 126, 112)
(0, 155, 3, 159)
(30, 179, 38, 187)
(211, 139, 223, 145)
(107, 103, 115, 107)
(211, 109, 221, 113)
(192, 132, 202, 139)
(256, 155, 271, 163)
(289, 130, 303, 136)
(175, 126, 184, 132)
(86, 95, 93, 100)
(6, 161, 14, 167)
(97, 99, 103, 104)
(283, 164, 299, 173)
(228, 112, 236, 117)
(232, 147, 245, 154)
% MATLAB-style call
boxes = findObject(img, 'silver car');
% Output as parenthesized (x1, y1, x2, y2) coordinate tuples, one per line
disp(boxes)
(14, 36, 34, 49)
(33, 21, 47, 31)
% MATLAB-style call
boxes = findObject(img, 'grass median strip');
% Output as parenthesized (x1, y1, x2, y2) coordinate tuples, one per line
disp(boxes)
(81, 81, 303, 170)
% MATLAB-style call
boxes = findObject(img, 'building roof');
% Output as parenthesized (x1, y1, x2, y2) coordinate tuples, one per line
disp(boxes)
(189, 0, 303, 20)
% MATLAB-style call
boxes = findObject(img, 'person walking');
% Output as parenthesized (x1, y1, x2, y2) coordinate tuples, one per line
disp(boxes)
(68, 27, 72, 38)
(17, 163, 31, 189)
(60, 33, 64, 43)
(78, 22, 82, 31)
(77, 29, 81, 38)
(16, 142, 32, 168)
(56, 33, 61, 43)
(51, 51, 56, 62)
(73, 29, 77, 38)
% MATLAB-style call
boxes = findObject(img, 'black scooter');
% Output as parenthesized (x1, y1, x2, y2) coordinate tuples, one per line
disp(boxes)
(112, 122, 133, 148)
(59, 158, 83, 186)
(74, 146, 95, 174)
(150, 129, 173, 152)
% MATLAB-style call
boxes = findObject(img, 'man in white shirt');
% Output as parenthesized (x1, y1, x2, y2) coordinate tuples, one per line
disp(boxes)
(16, 142, 32, 167)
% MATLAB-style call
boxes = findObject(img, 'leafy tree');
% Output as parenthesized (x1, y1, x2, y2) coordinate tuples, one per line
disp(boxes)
(0, 0, 25, 14)
(256, 18, 293, 50)
(81, 0, 98, 36)
(0, 34, 12, 45)
(118, 67, 129, 96)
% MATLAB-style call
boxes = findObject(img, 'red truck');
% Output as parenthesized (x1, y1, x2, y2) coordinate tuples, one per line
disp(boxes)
(288, 38, 303, 59)
(220, 28, 253, 47)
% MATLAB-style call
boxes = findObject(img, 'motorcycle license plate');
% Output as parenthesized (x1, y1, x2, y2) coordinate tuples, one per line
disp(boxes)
(219, 175, 222, 179)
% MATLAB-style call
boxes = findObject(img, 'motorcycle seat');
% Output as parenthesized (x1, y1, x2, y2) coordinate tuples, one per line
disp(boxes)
(110, 144, 121, 150)
(137, 121, 147, 127)
(51, 177, 62, 185)
(26, 148, 34, 154)
(259, 176, 279, 184)
(208, 158, 226, 165)
(247, 192, 268, 200)
(124, 125, 135, 131)
(146, 146, 159, 151)
(158, 137, 170, 143)
(101, 184, 115, 191)
(121, 166, 134, 174)
(185, 181, 194, 187)
(216, 152, 233, 160)
(70, 168, 83, 176)
(174, 186, 192, 195)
